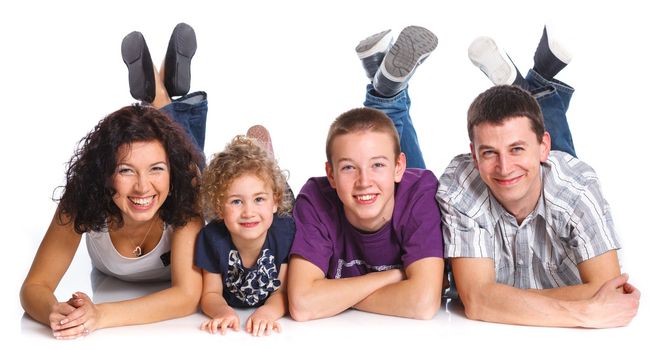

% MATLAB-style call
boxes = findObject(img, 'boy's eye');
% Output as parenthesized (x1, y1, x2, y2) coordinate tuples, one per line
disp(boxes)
(512, 147, 524, 153)
(341, 164, 354, 171)
(372, 162, 386, 168)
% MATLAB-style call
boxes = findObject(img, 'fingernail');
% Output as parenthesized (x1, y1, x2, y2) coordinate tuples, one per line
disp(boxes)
(60, 319, 68, 325)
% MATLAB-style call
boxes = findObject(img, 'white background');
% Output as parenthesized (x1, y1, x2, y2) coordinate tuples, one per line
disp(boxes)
(2, 0, 646, 348)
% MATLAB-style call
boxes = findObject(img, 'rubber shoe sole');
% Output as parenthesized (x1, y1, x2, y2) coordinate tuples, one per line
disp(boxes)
(164, 23, 197, 97)
(121, 31, 155, 103)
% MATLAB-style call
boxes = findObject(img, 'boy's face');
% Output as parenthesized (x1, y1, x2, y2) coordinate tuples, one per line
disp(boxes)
(222, 173, 277, 247)
(470, 117, 550, 219)
(326, 130, 406, 232)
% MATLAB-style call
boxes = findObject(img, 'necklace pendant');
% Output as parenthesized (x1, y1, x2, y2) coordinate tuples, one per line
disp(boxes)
(133, 246, 142, 257)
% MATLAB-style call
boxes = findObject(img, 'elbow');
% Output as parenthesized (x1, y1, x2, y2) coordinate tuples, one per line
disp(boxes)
(177, 290, 201, 317)
(288, 296, 314, 322)
(458, 290, 486, 321)
(409, 290, 441, 320)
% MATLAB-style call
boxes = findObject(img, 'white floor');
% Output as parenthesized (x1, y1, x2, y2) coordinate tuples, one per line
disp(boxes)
(3, 0, 647, 348)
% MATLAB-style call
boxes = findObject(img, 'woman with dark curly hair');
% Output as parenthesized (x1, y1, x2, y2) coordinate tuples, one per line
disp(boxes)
(20, 23, 207, 339)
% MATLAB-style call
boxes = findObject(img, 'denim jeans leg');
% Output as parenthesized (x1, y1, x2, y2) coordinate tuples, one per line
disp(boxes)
(525, 70, 577, 158)
(363, 84, 426, 169)
(160, 91, 208, 154)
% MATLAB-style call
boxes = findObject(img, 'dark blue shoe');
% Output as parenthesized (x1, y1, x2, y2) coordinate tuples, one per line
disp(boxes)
(121, 31, 155, 103)
(164, 23, 197, 97)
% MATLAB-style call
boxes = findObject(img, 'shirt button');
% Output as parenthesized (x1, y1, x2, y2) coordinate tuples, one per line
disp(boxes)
(517, 259, 524, 265)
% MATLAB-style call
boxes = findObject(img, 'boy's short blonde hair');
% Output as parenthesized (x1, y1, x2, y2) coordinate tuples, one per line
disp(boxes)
(325, 107, 401, 163)
(201, 135, 291, 220)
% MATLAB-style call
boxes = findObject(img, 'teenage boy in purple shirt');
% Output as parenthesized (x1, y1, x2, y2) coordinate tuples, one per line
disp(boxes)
(288, 26, 445, 321)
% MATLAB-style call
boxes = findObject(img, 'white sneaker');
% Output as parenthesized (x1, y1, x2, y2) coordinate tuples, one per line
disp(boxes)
(468, 36, 518, 85)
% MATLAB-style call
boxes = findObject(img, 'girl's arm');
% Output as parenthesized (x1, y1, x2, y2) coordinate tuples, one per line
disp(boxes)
(200, 269, 240, 334)
(246, 262, 288, 336)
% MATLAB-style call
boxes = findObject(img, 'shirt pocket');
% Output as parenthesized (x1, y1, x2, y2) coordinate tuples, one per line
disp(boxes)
(495, 259, 514, 286)
(547, 257, 582, 286)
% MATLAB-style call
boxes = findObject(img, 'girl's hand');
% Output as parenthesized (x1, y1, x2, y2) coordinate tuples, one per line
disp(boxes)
(246, 310, 282, 336)
(200, 308, 240, 335)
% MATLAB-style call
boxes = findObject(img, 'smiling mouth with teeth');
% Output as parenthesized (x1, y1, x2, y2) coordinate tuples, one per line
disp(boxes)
(129, 196, 154, 206)
(356, 194, 376, 201)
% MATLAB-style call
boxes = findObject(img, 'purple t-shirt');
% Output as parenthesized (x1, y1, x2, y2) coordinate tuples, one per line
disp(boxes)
(290, 169, 443, 278)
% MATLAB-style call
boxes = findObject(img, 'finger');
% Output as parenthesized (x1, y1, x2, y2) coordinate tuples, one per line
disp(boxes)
(53, 323, 85, 340)
(74, 291, 92, 301)
(605, 273, 629, 289)
(59, 306, 87, 329)
(253, 319, 261, 336)
(51, 301, 78, 322)
(245, 317, 253, 333)
(68, 297, 85, 308)
(208, 320, 219, 334)
(218, 320, 229, 335)
(231, 317, 240, 332)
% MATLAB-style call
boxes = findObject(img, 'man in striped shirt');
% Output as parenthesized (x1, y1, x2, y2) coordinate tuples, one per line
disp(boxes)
(436, 27, 640, 328)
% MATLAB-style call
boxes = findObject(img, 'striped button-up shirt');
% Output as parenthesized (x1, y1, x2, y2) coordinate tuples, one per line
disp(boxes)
(436, 151, 620, 289)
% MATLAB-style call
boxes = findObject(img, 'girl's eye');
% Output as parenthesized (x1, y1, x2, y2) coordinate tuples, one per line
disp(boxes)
(255, 197, 265, 203)
(230, 199, 242, 205)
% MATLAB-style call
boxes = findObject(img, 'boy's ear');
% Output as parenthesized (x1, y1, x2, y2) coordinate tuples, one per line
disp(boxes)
(394, 152, 406, 183)
(325, 161, 337, 188)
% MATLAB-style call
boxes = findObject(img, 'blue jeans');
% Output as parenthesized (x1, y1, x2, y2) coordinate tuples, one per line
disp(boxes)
(363, 84, 426, 169)
(160, 91, 208, 153)
(525, 70, 577, 158)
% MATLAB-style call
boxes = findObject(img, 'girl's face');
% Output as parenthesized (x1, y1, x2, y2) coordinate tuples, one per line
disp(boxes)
(111, 141, 170, 225)
(222, 173, 277, 246)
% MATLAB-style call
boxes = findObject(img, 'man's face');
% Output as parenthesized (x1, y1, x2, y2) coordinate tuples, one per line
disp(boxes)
(326, 130, 406, 232)
(471, 116, 550, 219)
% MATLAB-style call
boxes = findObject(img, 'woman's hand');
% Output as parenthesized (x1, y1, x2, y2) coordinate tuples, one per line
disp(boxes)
(50, 292, 98, 339)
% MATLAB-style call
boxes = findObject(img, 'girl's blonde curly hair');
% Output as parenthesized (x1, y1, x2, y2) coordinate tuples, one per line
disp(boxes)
(200, 135, 292, 221)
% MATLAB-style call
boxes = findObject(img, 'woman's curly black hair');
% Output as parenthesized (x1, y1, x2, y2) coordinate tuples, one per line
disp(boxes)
(57, 105, 204, 234)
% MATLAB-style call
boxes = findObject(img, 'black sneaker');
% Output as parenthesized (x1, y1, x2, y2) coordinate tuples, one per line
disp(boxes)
(121, 31, 155, 103)
(164, 23, 197, 97)
(373, 26, 438, 97)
